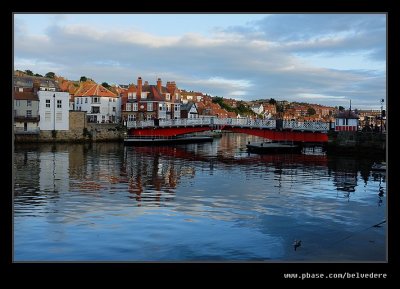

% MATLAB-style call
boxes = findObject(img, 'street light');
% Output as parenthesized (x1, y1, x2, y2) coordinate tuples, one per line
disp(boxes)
(380, 98, 384, 133)
(53, 93, 56, 131)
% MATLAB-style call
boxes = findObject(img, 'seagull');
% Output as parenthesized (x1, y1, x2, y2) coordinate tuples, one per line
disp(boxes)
(293, 240, 302, 251)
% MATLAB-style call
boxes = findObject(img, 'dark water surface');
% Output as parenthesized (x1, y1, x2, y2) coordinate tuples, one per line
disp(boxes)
(13, 133, 386, 261)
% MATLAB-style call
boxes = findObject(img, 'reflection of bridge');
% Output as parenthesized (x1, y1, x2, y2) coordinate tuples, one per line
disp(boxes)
(127, 118, 329, 143)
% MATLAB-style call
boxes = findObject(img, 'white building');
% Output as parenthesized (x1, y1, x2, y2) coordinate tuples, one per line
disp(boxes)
(74, 83, 120, 123)
(38, 91, 70, 130)
(251, 103, 264, 115)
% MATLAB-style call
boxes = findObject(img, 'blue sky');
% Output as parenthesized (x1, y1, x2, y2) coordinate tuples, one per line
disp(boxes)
(13, 13, 386, 109)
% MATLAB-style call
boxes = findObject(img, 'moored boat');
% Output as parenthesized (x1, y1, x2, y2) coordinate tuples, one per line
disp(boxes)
(371, 162, 386, 171)
(246, 141, 302, 154)
(124, 135, 213, 146)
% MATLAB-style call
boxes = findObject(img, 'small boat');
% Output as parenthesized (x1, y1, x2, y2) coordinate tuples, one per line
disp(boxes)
(246, 141, 302, 154)
(124, 135, 213, 146)
(371, 162, 386, 171)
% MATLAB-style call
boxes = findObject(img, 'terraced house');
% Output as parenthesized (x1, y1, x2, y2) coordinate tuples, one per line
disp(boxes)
(121, 77, 181, 122)
(13, 77, 40, 134)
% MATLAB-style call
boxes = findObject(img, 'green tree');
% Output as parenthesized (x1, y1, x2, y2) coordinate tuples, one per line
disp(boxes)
(268, 98, 276, 105)
(338, 106, 345, 111)
(34, 73, 43, 77)
(25, 70, 33, 76)
(45, 72, 55, 78)
(101, 82, 110, 88)
(80, 76, 88, 82)
(307, 107, 316, 116)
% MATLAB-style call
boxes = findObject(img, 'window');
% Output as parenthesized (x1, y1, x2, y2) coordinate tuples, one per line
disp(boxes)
(56, 112, 62, 122)
(19, 87, 23, 92)
(147, 103, 153, 111)
(159, 104, 163, 111)
(133, 103, 138, 111)
(113, 99, 115, 102)
(27, 100, 32, 106)
(342, 119, 345, 125)
(16, 100, 20, 107)
(141, 92, 147, 99)
(85, 98, 88, 103)
(128, 92, 135, 99)
(112, 107, 116, 112)
(91, 107, 100, 114)
(45, 99, 50, 108)
(93, 97, 100, 103)
(45, 112, 51, 121)
(174, 105, 178, 111)
(345, 119, 348, 125)
(109, 98, 112, 102)
(126, 103, 132, 111)
(26, 110, 32, 118)
(166, 94, 170, 100)
(77, 98, 80, 104)
(128, 114, 135, 121)
(57, 100, 62, 108)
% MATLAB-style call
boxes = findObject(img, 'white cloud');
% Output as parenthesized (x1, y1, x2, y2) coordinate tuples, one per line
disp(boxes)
(13, 14, 386, 109)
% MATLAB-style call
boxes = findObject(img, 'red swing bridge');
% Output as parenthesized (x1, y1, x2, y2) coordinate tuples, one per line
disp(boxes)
(126, 118, 329, 144)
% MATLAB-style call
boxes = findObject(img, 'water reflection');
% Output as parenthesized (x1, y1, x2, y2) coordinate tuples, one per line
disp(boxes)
(13, 134, 386, 261)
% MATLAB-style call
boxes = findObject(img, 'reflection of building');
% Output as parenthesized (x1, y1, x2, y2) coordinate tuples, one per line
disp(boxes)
(39, 151, 70, 192)
(328, 157, 358, 198)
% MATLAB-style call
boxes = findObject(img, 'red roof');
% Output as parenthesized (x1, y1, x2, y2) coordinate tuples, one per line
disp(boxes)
(14, 91, 38, 101)
(75, 83, 117, 98)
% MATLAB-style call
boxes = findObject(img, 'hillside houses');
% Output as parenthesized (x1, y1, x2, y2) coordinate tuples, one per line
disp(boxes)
(13, 71, 348, 136)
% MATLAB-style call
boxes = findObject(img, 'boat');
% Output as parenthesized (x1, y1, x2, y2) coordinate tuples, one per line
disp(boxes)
(124, 135, 213, 146)
(205, 130, 223, 138)
(371, 162, 386, 171)
(246, 141, 302, 154)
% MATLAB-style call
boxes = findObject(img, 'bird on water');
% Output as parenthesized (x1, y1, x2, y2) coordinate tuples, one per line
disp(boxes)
(293, 240, 302, 251)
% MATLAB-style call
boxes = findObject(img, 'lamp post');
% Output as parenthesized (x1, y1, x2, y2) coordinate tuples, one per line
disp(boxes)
(380, 98, 384, 133)
(53, 93, 56, 131)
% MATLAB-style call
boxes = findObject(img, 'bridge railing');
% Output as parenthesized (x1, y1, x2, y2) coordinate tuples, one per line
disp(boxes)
(159, 118, 213, 127)
(283, 120, 329, 131)
(217, 118, 276, 129)
(127, 118, 328, 131)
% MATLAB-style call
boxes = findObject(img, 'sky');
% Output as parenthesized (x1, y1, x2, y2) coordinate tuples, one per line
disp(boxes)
(13, 13, 386, 109)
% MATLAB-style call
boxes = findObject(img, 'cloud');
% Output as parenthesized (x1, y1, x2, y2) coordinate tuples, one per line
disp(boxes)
(13, 14, 386, 109)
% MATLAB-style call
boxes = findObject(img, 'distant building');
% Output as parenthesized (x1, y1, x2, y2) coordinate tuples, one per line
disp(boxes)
(181, 102, 199, 119)
(334, 110, 359, 131)
(250, 103, 264, 115)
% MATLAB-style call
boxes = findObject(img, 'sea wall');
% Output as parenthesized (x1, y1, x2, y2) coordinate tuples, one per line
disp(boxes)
(14, 111, 126, 143)
(326, 131, 386, 155)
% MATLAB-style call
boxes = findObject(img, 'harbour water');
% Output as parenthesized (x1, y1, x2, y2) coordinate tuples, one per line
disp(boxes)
(13, 133, 386, 261)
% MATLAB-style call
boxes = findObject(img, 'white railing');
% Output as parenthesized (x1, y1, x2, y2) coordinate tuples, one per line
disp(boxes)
(283, 120, 329, 131)
(127, 118, 328, 131)
(216, 118, 276, 129)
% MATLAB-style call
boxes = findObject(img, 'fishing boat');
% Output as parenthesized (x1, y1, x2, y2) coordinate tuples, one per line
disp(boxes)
(246, 141, 302, 154)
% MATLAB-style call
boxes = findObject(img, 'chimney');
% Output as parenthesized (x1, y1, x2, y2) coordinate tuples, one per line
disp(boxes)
(137, 77, 142, 100)
(144, 81, 149, 86)
(157, 78, 162, 91)
(167, 81, 176, 93)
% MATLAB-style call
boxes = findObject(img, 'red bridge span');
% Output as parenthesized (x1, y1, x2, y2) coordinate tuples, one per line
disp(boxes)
(127, 118, 329, 143)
